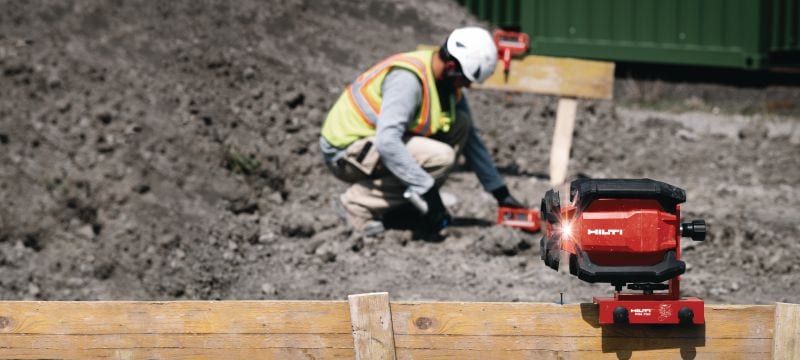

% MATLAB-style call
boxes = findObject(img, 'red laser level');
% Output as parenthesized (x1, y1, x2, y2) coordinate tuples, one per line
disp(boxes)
(493, 29, 529, 83)
(540, 179, 706, 325)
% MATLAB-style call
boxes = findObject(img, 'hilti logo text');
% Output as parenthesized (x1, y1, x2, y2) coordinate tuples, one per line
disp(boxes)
(587, 229, 624, 236)
(630, 308, 652, 316)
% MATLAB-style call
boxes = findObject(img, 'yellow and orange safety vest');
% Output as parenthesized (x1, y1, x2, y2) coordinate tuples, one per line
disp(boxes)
(321, 50, 453, 149)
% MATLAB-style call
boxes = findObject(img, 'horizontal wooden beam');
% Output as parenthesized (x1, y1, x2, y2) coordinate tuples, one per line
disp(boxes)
(0, 348, 355, 360)
(0, 301, 790, 359)
(0, 301, 352, 335)
(391, 303, 775, 359)
(477, 55, 615, 100)
(417, 44, 615, 100)
(390, 302, 775, 338)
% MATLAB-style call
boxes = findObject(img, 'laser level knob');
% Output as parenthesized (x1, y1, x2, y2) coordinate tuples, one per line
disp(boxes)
(678, 307, 694, 325)
(681, 220, 706, 241)
(613, 307, 629, 324)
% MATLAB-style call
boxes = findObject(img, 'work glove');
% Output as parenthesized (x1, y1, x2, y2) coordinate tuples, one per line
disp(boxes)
(421, 186, 452, 233)
(492, 185, 526, 208)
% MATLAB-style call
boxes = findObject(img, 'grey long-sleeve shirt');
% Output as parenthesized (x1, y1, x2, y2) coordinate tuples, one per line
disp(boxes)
(320, 68, 504, 194)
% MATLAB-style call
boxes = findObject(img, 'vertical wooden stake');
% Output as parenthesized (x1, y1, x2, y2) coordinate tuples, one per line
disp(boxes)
(348, 292, 397, 360)
(550, 98, 578, 187)
(773, 302, 800, 360)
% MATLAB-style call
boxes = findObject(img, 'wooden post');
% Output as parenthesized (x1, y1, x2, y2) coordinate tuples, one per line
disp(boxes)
(773, 302, 800, 359)
(550, 98, 578, 186)
(348, 292, 397, 360)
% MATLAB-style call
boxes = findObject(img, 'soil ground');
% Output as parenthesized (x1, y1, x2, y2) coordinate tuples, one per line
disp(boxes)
(0, 0, 798, 304)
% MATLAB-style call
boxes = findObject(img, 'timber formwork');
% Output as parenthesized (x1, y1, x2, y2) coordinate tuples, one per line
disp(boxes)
(0, 294, 796, 359)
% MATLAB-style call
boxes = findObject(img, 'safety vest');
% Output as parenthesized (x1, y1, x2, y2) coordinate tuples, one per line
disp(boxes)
(321, 50, 453, 149)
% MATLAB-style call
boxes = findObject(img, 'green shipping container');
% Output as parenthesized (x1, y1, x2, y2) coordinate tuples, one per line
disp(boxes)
(458, 0, 800, 69)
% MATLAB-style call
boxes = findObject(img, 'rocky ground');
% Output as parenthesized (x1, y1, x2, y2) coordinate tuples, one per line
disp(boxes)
(0, 0, 798, 304)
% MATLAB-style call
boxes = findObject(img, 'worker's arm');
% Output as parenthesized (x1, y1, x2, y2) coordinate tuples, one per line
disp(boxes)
(374, 68, 435, 195)
(458, 96, 526, 208)
(457, 96, 504, 192)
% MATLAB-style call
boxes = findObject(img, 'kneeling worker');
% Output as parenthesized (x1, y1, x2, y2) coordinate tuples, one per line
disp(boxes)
(320, 27, 524, 236)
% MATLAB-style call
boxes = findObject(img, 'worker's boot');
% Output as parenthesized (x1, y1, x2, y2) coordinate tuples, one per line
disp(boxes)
(332, 195, 384, 237)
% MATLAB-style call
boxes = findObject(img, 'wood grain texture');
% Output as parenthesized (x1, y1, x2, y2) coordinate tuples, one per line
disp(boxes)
(349, 292, 397, 360)
(0, 301, 352, 334)
(0, 301, 789, 359)
(0, 348, 355, 360)
(773, 302, 800, 360)
(0, 301, 355, 359)
(395, 348, 769, 360)
(390, 303, 775, 337)
(391, 302, 775, 359)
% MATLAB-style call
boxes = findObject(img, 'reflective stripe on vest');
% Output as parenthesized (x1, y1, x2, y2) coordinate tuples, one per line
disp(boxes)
(346, 54, 434, 136)
(321, 50, 451, 149)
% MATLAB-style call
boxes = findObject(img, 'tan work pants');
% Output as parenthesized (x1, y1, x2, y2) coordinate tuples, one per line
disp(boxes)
(329, 111, 471, 223)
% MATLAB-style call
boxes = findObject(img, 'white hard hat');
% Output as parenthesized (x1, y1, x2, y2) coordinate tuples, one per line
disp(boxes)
(445, 27, 498, 84)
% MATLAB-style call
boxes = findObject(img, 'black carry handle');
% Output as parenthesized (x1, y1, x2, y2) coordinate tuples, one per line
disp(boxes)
(570, 178, 686, 213)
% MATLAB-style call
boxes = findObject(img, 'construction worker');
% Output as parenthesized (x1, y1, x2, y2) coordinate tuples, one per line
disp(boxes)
(320, 27, 525, 237)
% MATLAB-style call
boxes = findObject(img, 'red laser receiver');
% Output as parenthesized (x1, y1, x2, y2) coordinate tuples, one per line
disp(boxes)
(493, 28, 529, 83)
(497, 206, 541, 232)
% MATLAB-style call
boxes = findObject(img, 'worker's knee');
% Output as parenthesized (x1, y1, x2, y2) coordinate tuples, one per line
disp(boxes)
(424, 143, 456, 170)
(405, 136, 455, 172)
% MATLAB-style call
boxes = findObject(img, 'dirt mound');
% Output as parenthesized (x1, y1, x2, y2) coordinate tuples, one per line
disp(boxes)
(0, 0, 798, 303)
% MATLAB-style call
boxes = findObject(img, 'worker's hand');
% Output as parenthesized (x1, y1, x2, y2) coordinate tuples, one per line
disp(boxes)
(492, 185, 526, 208)
(421, 186, 452, 232)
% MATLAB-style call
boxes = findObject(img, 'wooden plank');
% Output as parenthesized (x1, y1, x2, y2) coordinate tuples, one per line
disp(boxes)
(417, 44, 615, 99)
(0, 301, 352, 334)
(0, 347, 770, 360)
(549, 98, 578, 186)
(390, 303, 776, 359)
(349, 292, 397, 360)
(773, 302, 800, 359)
(477, 56, 615, 100)
(391, 302, 775, 338)
(0, 348, 355, 360)
(396, 348, 769, 360)
(394, 334, 770, 354)
(0, 333, 353, 349)
(0, 301, 788, 359)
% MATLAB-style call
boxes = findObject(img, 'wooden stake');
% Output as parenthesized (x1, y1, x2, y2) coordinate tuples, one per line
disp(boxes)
(550, 98, 578, 186)
(348, 292, 397, 360)
(773, 302, 800, 359)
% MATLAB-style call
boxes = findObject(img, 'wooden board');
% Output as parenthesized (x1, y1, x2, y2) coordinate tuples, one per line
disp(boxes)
(0, 301, 352, 334)
(0, 301, 355, 360)
(773, 302, 800, 359)
(417, 44, 614, 100)
(390, 302, 776, 359)
(349, 292, 397, 360)
(479, 55, 614, 100)
(0, 301, 790, 359)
